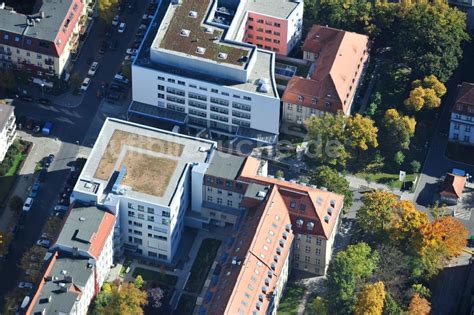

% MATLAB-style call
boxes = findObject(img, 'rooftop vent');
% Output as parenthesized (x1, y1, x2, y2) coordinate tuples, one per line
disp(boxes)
(218, 52, 228, 60)
(257, 190, 267, 198)
(196, 46, 206, 54)
(79, 217, 85, 222)
(180, 29, 190, 37)
(204, 26, 213, 34)
(39, 296, 51, 304)
(188, 10, 197, 18)
(238, 56, 248, 63)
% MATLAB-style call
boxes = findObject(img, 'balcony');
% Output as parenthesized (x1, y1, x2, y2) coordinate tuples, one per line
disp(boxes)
(44, 59, 54, 66)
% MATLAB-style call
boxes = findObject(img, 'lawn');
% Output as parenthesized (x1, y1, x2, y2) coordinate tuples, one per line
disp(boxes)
(185, 238, 221, 293)
(277, 284, 305, 315)
(132, 267, 178, 286)
(353, 172, 416, 190)
(174, 294, 196, 315)
(0, 140, 28, 204)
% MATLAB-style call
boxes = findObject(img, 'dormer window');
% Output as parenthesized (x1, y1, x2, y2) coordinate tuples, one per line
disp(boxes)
(298, 95, 304, 102)
(312, 97, 317, 104)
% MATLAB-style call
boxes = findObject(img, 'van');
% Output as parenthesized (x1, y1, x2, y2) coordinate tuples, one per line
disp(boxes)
(114, 74, 130, 85)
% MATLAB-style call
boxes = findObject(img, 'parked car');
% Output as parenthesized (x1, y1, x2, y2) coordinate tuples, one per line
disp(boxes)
(142, 14, 153, 20)
(112, 15, 120, 26)
(29, 182, 40, 198)
(54, 204, 69, 212)
(107, 91, 123, 102)
(114, 73, 130, 85)
(138, 24, 148, 31)
(126, 48, 138, 55)
(109, 83, 124, 92)
(97, 82, 108, 98)
(36, 239, 50, 248)
(88, 62, 99, 76)
(22, 197, 33, 212)
(42, 121, 53, 136)
(33, 121, 42, 134)
(80, 78, 91, 92)
(38, 98, 51, 105)
(98, 42, 107, 54)
(118, 22, 126, 33)
(18, 282, 33, 289)
(26, 119, 35, 130)
(38, 168, 47, 182)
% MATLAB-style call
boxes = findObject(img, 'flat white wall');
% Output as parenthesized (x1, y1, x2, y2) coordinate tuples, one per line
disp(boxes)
(132, 65, 280, 135)
(449, 112, 474, 145)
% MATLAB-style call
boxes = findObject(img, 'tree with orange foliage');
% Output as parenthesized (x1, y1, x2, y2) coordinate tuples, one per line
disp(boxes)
(429, 216, 468, 257)
(408, 293, 431, 315)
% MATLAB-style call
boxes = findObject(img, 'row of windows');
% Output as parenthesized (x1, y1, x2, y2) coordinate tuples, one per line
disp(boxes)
(128, 203, 169, 217)
(248, 34, 280, 44)
(247, 18, 281, 28)
(157, 76, 252, 101)
(206, 195, 234, 206)
(294, 254, 321, 265)
(207, 187, 235, 196)
(209, 211, 228, 220)
(247, 41, 280, 52)
(453, 123, 472, 132)
(452, 134, 471, 142)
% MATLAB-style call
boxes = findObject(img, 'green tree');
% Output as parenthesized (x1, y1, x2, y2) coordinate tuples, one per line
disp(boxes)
(308, 165, 353, 209)
(96, 282, 148, 315)
(410, 160, 421, 173)
(357, 190, 398, 236)
(367, 92, 382, 117)
(393, 2, 468, 82)
(326, 243, 379, 315)
(393, 151, 405, 167)
(0, 71, 16, 92)
(9, 195, 23, 213)
(306, 296, 328, 315)
(306, 112, 350, 168)
(382, 109, 416, 151)
(275, 169, 285, 179)
(411, 284, 431, 299)
(134, 275, 144, 289)
(382, 293, 403, 315)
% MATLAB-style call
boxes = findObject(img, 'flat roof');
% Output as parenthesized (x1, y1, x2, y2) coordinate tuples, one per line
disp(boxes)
(0, 104, 14, 130)
(155, 0, 251, 66)
(29, 253, 93, 315)
(135, 0, 278, 98)
(245, 0, 300, 19)
(55, 206, 114, 256)
(0, 0, 73, 41)
(206, 152, 245, 180)
(77, 118, 215, 205)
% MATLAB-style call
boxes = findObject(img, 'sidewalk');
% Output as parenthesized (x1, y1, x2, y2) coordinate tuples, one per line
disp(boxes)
(345, 174, 415, 200)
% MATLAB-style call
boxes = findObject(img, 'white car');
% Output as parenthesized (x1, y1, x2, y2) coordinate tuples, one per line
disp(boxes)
(36, 239, 51, 248)
(80, 78, 91, 91)
(88, 62, 99, 76)
(142, 14, 153, 20)
(118, 22, 126, 33)
(112, 15, 120, 26)
(18, 282, 33, 289)
(22, 197, 33, 212)
(126, 48, 138, 55)
(114, 73, 130, 85)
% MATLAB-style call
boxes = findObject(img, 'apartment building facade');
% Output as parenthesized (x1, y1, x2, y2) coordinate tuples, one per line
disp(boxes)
(131, 0, 282, 142)
(0, 0, 93, 78)
(238, 0, 304, 55)
(282, 25, 369, 128)
(0, 104, 16, 162)
(449, 82, 474, 146)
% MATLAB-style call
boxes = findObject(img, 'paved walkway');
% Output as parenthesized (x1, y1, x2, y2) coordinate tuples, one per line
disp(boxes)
(345, 174, 415, 200)
(296, 289, 311, 315)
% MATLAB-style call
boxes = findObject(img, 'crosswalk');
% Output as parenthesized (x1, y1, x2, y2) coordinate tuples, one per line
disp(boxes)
(453, 209, 472, 220)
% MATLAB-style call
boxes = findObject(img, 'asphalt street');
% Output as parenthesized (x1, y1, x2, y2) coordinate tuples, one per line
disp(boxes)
(0, 0, 151, 306)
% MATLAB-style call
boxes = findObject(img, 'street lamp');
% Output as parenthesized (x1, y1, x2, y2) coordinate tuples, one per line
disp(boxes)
(40, 82, 45, 98)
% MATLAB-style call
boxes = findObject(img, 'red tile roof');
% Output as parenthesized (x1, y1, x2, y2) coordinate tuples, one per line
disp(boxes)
(282, 25, 369, 115)
(206, 186, 294, 315)
(453, 82, 474, 116)
(89, 211, 115, 259)
(440, 173, 466, 199)
(239, 157, 344, 239)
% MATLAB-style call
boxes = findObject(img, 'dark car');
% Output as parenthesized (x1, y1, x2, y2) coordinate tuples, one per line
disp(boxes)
(98, 42, 108, 54)
(20, 95, 33, 102)
(107, 91, 122, 102)
(109, 83, 124, 92)
(38, 168, 47, 182)
(130, 42, 140, 49)
(128, 0, 136, 12)
(26, 119, 35, 130)
(33, 121, 42, 133)
(96, 82, 108, 98)
(47, 154, 55, 164)
(38, 98, 51, 105)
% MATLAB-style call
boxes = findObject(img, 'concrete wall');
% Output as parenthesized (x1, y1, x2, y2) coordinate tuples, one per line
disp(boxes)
(0, 111, 15, 162)
(132, 65, 280, 134)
